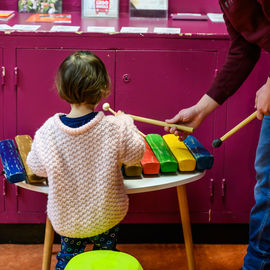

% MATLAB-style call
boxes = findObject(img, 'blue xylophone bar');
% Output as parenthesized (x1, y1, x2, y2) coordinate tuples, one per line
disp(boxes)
(184, 136, 214, 171)
(0, 139, 26, 183)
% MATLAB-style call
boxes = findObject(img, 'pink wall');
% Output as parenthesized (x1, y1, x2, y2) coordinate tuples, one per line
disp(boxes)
(0, 0, 221, 14)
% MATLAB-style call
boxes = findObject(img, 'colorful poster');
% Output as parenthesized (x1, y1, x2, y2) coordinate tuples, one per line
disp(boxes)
(18, 0, 62, 14)
(82, 0, 119, 18)
(27, 13, 71, 23)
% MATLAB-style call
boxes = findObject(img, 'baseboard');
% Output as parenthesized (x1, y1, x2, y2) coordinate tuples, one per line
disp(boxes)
(0, 223, 249, 244)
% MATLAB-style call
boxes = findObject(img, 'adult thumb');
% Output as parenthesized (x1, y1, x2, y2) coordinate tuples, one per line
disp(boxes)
(165, 112, 183, 124)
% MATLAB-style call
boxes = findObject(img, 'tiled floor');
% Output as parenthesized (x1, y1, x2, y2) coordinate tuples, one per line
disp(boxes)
(0, 243, 247, 270)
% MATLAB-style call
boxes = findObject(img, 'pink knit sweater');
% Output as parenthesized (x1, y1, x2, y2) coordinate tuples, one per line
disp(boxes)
(27, 112, 145, 238)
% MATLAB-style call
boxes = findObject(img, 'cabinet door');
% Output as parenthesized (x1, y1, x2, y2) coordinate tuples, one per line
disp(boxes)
(215, 53, 270, 223)
(116, 50, 218, 223)
(0, 48, 5, 215)
(15, 49, 115, 222)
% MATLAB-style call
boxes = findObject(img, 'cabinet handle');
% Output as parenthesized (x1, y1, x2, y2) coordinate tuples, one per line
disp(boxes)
(221, 178, 226, 198)
(214, 68, 219, 77)
(14, 67, 18, 86)
(15, 185, 19, 197)
(209, 178, 214, 199)
(2, 178, 6, 196)
(122, 74, 131, 83)
(1, 66, 5, 86)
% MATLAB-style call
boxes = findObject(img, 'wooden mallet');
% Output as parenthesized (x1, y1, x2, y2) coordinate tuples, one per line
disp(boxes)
(212, 111, 257, 148)
(102, 103, 193, 134)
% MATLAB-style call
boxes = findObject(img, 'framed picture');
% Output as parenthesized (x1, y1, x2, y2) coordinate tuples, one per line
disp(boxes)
(130, 0, 168, 18)
(82, 0, 119, 18)
(18, 0, 62, 14)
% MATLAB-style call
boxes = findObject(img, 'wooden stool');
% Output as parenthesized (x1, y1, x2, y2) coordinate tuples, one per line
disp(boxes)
(40, 186, 195, 270)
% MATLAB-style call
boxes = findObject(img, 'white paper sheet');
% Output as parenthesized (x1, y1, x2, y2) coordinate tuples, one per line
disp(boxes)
(154, 27, 181, 34)
(207, 13, 224, 23)
(0, 24, 12, 30)
(130, 0, 167, 10)
(12, 24, 41, 31)
(50, 25, 80, 32)
(87, 26, 115, 33)
(120, 27, 148, 33)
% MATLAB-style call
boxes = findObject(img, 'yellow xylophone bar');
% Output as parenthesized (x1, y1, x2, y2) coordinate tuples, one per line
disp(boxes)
(163, 134, 196, 172)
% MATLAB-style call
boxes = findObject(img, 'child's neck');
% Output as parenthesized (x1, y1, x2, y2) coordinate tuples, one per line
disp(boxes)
(67, 103, 96, 118)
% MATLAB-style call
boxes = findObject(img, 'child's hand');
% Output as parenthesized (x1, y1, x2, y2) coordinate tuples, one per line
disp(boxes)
(115, 110, 125, 116)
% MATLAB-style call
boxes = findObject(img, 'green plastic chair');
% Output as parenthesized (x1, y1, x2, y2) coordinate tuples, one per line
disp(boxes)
(65, 250, 144, 270)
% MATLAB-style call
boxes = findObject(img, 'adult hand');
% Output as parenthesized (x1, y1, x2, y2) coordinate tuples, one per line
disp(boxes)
(165, 94, 219, 140)
(255, 77, 270, 120)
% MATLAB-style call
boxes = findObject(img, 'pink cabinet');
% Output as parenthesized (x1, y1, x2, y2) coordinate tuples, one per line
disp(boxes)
(0, 50, 5, 215)
(16, 49, 115, 137)
(115, 50, 218, 223)
(211, 53, 270, 223)
(0, 16, 267, 224)
(0, 48, 115, 222)
(0, 49, 3, 140)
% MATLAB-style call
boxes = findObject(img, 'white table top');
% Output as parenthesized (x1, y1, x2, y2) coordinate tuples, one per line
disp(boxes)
(16, 171, 205, 195)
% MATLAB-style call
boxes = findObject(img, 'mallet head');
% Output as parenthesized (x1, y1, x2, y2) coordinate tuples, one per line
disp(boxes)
(212, 138, 222, 148)
(102, 103, 110, 111)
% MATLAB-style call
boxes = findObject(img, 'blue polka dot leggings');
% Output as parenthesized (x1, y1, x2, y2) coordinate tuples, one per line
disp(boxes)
(55, 225, 120, 270)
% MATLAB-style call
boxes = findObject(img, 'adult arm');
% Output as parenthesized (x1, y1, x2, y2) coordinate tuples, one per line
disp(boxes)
(207, 12, 261, 105)
(257, 0, 270, 20)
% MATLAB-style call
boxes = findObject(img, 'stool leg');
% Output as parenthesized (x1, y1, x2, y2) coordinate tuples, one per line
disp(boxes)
(42, 216, 55, 270)
(176, 185, 196, 270)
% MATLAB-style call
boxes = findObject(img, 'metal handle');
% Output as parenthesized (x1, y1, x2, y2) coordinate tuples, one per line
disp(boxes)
(221, 178, 226, 198)
(1, 66, 5, 86)
(214, 68, 219, 77)
(122, 74, 131, 83)
(15, 185, 19, 197)
(2, 178, 6, 196)
(14, 67, 18, 86)
(209, 178, 214, 199)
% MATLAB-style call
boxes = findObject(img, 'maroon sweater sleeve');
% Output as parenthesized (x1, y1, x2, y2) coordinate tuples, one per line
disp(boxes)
(258, 0, 270, 20)
(206, 13, 261, 105)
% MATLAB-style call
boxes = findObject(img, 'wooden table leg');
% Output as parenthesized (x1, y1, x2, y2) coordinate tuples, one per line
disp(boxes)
(42, 216, 55, 270)
(177, 185, 196, 270)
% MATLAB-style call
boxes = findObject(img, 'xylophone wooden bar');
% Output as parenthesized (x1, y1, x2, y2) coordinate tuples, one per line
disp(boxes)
(0, 139, 26, 183)
(140, 139, 160, 175)
(184, 136, 214, 171)
(15, 135, 46, 184)
(124, 163, 142, 177)
(145, 134, 178, 173)
(163, 134, 196, 172)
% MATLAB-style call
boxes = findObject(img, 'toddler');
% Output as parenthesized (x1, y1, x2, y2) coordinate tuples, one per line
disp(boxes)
(27, 51, 145, 269)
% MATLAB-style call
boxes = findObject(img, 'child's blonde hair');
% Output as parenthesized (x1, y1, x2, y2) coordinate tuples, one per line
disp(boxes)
(56, 51, 111, 105)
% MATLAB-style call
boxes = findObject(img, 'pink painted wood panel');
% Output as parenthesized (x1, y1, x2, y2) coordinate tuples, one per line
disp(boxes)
(14, 49, 115, 222)
(0, 49, 3, 142)
(116, 50, 217, 223)
(215, 54, 269, 223)
(0, 0, 221, 14)
(0, 49, 4, 215)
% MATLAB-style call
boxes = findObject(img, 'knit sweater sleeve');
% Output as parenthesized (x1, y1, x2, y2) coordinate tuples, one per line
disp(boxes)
(115, 114, 145, 165)
(26, 130, 47, 177)
(206, 12, 261, 104)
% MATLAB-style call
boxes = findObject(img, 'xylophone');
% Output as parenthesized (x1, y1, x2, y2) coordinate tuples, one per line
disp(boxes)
(0, 133, 213, 184)
(123, 134, 214, 177)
